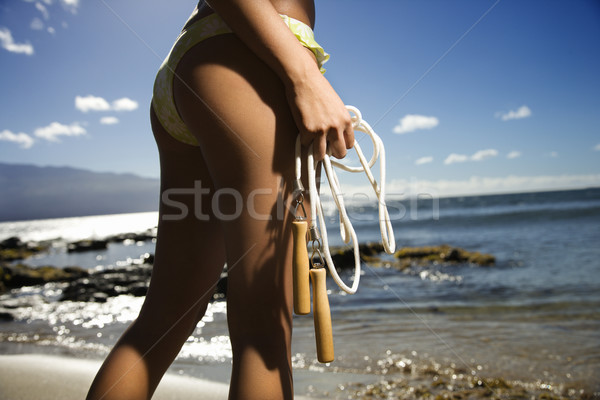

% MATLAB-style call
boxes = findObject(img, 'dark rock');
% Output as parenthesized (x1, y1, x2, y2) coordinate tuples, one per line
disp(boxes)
(67, 239, 108, 253)
(359, 242, 385, 256)
(57, 263, 228, 303)
(0, 237, 23, 249)
(330, 248, 356, 270)
(92, 292, 109, 303)
(395, 246, 443, 260)
(60, 286, 88, 302)
(325, 243, 390, 269)
(0, 248, 32, 261)
(63, 266, 89, 278)
(466, 252, 496, 266)
(1, 264, 89, 288)
(394, 244, 495, 266)
(0, 311, 14, 321)
(0, 237, 48, 261)
(106, 231, 156, 244)
(440, 247, 461, 262)
(142, 253, 154, 264)
(60, 264, 152, 302)
(129, 282, 148, 297)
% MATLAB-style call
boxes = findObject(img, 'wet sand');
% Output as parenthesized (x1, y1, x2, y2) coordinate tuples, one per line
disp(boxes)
(0, 354, 318, 400)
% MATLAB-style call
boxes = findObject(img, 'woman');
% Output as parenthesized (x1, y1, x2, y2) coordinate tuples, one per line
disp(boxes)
(86, 1, 353, 399)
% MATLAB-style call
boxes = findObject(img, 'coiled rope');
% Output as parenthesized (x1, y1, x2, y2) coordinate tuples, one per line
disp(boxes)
(294, 105, 396, 294)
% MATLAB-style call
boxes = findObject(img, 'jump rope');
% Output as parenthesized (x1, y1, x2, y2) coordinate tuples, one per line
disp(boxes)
(292, 105, 396, 363)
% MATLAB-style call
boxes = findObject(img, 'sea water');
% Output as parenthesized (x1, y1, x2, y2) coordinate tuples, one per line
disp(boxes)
(1, 188, 599, 396)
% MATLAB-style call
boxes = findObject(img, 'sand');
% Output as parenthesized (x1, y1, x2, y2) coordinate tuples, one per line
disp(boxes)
(0, 354, 318, 400)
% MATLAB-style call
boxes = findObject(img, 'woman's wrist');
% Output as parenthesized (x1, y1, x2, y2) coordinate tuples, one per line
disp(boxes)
(280, 49, 321, 90)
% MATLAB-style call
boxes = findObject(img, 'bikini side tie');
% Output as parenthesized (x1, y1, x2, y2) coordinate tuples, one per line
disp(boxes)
(292, 105, 396, 363)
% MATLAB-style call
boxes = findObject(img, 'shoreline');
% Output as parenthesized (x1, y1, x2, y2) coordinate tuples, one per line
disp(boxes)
(2, 351, 597, 400)
(1, 190, 599, 399)
(0, 353, 321, 400)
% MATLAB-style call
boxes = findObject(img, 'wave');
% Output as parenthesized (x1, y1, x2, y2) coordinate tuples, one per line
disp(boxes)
(322, 191, 600, 231)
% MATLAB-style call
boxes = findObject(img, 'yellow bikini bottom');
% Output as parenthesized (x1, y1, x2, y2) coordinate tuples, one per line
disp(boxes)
(152, 12, 329, 146)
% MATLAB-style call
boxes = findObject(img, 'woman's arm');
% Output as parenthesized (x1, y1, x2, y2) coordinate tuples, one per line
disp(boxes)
(208, 0, 354, 160)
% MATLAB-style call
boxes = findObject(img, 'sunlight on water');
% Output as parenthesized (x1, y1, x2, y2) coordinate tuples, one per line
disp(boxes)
(7, 290, 145, 327)
(1, 189, 599, 396)
(1, 286, 231, 361)
(0, 212, 159, 242)
(179, 302, 232, 361)
(179, 335, 232, 362)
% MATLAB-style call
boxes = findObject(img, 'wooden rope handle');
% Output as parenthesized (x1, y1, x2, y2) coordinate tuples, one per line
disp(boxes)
(310, 268, 334, 363)
(292, 220, 310, 315)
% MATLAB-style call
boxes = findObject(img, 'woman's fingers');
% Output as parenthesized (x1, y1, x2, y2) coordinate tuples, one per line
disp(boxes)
(325, 113, 354, 160)
(300, 130, 314, 147)
(299, 116, 355, 161)
(313, 134, 328, 161)
(344, 123, 355, 150)
(302, 130, 345, 161)
(327, 128, 347, 160)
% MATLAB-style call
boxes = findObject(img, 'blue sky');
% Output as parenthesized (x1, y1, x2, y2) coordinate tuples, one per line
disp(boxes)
(1, 0, 599, 197)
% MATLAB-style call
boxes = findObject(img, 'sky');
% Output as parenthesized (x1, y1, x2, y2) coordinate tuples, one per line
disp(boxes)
(1, 0, 599, 198)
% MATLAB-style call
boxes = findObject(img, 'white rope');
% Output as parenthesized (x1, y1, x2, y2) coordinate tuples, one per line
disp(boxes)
(295, 105, 396, 294)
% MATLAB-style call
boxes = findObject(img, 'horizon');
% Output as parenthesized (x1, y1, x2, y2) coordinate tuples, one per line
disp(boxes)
(1, 156, 599, 225)
(2, 151, 600, 202)
(1, 184, 598, 226)
(1, 0, 599, 198)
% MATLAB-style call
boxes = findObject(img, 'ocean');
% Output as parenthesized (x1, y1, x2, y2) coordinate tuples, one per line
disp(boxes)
(1, 188, 599, 398)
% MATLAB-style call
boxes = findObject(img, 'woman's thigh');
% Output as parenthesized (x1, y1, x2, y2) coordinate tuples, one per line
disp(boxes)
(141, 108, 227, 330)
(172, 34, 300, 337)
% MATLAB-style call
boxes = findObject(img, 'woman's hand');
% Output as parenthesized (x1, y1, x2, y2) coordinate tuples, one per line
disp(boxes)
(205, 0, 352, 159)
(285, 64, 354, 161)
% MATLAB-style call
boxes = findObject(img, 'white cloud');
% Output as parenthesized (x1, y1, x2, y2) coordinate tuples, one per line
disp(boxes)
(444, 153, 469, 165)
(471, 149, 498, 161)
(594, 144, 600, 151)
(75, 95, 111, 112)
(507, 151, 521, 159)
(498, 105, 532, 121)
(0, 130, 35, 149)
(415, 156, 433, 166)
(112, 97, 139, 112)
(47, 26, 55, 35)
(30, 17, 45, 30)
(34, 121, 86, 142)
(549, 151, 558, 158)
(393, 114, 439, 134)
(445, 149, 499, 165)
(0, 27, 34, 55)
(384, 174, 600, 198)
(60, 0, 79, 13)
(100, 116, 119, 125)
(36, 2, 50, 19)
(75, 95, 138, 113)
(321, 174, 600, 202)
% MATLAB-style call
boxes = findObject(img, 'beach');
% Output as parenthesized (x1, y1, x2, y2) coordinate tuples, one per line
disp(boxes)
(1, 188, 599, 399)
(0, 354, 331, 399)
(0, 354, 233, 400)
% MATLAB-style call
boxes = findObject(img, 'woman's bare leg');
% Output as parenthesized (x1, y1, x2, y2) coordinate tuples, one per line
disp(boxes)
(173, 34, 311, 400)
(86, 108, 227, 400)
